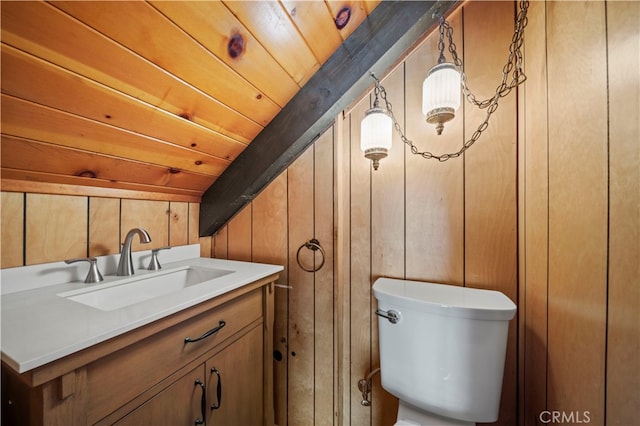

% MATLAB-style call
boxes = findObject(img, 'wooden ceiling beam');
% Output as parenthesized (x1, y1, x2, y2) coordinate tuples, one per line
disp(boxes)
(200, 0, 459, 236)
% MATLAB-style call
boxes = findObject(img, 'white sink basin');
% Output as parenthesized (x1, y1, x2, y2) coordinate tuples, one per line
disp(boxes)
(58, 266, 233, 311)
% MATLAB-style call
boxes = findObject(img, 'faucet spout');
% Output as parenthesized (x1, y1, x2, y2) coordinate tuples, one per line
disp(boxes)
(116, 228, 151, 276)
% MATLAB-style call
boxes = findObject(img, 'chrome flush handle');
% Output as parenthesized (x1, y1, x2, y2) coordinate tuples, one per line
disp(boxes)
(375, 309, 401, 324)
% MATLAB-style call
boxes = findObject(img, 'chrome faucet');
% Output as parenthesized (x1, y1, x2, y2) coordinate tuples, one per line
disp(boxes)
(116, 228, 151, 276)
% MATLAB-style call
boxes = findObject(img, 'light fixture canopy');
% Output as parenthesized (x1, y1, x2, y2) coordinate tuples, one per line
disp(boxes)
(422, 62, 461, 135)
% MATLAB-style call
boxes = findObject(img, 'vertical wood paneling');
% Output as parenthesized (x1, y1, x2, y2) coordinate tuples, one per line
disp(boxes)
(348, 97, 372, 425)
(199, 237, 212, 258)
(88, 197, 120, 257)
(336, 115, 352, 425)
(227, 205, 252, 261)
(287, 146, 315, 424)
(520, 1, 549, 424)
(199, 126, 337, 426)
(606, 1, 640, 423)
(227, 126, 336, 426)
(252, 171, 289, 269)
(313, 128, 335, 425)
(25, 194, 87, 265)
(463, 3, 518, 424)
(213, 225, 228, 260)
(121, 199, 169, 251)
(517, 64, 527, 426)
(370, 71, 405, 283)
(369, 68, 404, 426)
(463, 1, 519, 289)
(546, 2, 608, 423)
(2, 193, 201, 271)
(188, 203, 199, 244)
(251, 171, 289, 426)
(405, 9, 464, 285)
(1, 192, 24, 267)
(168, 202, 188, 247)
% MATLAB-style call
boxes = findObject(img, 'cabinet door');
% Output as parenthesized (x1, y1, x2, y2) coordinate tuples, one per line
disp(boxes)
(115, 365, 207, 426)
(206, 324, 264, 426)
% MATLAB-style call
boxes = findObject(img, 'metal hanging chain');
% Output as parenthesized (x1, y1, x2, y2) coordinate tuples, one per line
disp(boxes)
(372, 0, 529, 162)
(446, 0, 529, 109)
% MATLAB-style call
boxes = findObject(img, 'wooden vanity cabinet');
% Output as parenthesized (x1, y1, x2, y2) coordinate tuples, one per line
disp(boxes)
(113, 364, 205, 426)
(206, 324, 264, 426)
(115, 324, 264, 426)
(1, 275, 276, 426)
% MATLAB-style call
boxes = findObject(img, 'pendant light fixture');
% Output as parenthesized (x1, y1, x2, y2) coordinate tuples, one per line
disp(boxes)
(360, 78, 392, 171)
(360, 0, 529, 169)
(422, 16, 461, 136)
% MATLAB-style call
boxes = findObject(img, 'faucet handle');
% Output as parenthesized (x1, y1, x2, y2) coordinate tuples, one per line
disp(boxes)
(65, 257, 104, 284)
(148, 246, 171, 271)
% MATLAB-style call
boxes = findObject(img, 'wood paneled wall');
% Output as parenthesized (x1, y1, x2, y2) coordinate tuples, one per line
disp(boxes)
(520, 1, 639, 425)
(604, 2, 640, 424)
(212, 1, 638, 425)
(0, 193, 200, 268)
(2, 1, 637, 425)
(211, 128, 336, 426)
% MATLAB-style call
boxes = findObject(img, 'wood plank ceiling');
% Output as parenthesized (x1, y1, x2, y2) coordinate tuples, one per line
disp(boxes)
(1, 1, 381, 202)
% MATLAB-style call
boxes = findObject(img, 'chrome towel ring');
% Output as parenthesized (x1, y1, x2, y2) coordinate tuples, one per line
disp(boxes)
(296, 239, 325, 273)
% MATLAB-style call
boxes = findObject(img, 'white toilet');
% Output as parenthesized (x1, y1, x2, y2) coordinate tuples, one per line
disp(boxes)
(373, 277, 516, 426)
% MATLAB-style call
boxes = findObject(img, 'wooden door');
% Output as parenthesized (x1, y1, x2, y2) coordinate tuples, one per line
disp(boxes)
(206, 325, 264, 426)
(114, 365, 205, 426)
(217, 124, 335, 425)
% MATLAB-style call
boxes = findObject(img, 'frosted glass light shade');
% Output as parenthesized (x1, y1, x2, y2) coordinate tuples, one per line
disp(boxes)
(422, 62, 461, 135)
(361, 107, 392, 170)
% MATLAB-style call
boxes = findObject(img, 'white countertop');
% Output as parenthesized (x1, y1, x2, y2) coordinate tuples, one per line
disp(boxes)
(1, 246, 283, 373)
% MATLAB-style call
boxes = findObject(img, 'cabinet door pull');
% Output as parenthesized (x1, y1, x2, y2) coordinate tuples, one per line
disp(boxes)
(194, 379, 206, 425)
(184, 320, 226, 344)
(210, 367, 222, 410)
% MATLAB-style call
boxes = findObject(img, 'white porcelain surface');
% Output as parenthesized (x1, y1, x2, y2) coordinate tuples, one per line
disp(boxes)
(396, 400, 473, 426)
(1, 244, 200, 295)
(373, 277, 516, 321)
(373, 277, 516, 423)
(1, 246, 283, 373)
(59, 265, 233, 311)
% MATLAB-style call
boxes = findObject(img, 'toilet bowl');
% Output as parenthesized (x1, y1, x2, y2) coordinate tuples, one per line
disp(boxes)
(396, 400, 473, 425)
(372, 278, 516, 425)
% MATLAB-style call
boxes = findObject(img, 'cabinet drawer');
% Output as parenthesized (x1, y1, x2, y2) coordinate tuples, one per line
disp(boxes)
(86, 288, 262, 424)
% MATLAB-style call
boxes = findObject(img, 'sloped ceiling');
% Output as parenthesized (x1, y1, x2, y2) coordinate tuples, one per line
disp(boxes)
(0, 1, 457, 237)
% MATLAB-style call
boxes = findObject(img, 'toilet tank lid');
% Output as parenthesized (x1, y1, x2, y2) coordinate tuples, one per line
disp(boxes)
(373, 278, 516, 321)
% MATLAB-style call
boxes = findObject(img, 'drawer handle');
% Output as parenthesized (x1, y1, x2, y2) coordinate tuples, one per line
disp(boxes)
(184, 320, 226, 344)
(194, 379, 206, 425)
(210, 367, 222, 410)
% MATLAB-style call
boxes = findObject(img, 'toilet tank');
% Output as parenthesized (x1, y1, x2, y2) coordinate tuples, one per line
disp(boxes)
(373, 278, 516, 423)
